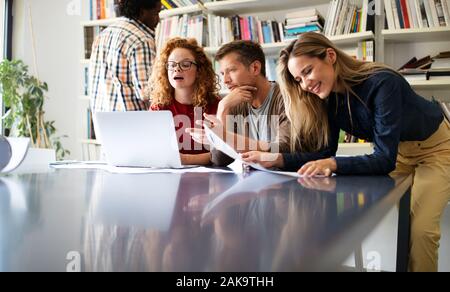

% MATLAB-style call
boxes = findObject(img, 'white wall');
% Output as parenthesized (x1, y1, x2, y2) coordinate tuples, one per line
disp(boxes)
(12, 0, 89, 159)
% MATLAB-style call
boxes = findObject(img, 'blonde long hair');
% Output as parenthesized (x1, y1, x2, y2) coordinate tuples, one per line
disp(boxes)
(278, 32, 396, 152)
(150, 38, 220, 108)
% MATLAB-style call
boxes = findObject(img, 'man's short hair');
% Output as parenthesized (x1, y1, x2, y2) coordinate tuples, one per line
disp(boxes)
(215, 40, 266, 77)
(117, 0, 160, 19)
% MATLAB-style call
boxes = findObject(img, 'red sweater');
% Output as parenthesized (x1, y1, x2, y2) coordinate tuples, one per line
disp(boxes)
(151, 98, 219, 155)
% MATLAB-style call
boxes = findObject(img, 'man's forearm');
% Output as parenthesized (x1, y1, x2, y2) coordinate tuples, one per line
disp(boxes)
(181, 153, 211, 166)
(217, 101, 231, 124)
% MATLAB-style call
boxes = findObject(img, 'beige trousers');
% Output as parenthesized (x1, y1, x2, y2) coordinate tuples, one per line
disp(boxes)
(390, 118, 450, 272)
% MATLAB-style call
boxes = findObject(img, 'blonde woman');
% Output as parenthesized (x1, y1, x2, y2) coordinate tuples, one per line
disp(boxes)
(150, 38, 220, 166)
(243, 32, 450, 272)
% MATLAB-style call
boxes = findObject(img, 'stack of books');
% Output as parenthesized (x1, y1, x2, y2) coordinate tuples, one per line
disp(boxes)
(398, 55, 432, 81)
(398, 52, 450, 82)
(284, 9, 324, 41)
(429, 51, 450, 81)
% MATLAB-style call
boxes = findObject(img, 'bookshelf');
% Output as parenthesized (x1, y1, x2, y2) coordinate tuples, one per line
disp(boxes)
(379, 0, 450, 96)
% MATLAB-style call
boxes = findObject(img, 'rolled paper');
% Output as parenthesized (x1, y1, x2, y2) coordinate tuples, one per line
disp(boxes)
(0, 136, 12, 171)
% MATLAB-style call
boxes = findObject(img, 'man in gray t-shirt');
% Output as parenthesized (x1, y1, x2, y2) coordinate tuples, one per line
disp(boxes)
(187, 41, 290, 167)
(247, 83, 276, 143)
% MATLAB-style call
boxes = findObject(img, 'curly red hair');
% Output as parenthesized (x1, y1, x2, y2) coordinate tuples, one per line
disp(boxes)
(149, 38, 220, 109)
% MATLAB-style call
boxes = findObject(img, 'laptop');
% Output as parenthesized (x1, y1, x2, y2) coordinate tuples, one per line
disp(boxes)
(92, 173, 181, 230)
(95, 111, 183, 168)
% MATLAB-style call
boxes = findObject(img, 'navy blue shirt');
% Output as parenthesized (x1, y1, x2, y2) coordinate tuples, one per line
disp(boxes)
(283, 70, 444, 174)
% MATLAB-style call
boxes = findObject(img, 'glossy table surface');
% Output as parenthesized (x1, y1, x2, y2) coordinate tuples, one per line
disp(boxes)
(0, 169, 412, 272)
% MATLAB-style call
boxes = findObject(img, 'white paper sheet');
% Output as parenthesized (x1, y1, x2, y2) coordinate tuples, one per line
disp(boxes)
(1, 138, 30, 173)
(106, 166, 234, 174)
(204, 125, 302, 178)
(50, 162, 234, 174)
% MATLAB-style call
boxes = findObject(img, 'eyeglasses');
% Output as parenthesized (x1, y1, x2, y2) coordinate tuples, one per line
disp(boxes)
(166, 60, 198, 71)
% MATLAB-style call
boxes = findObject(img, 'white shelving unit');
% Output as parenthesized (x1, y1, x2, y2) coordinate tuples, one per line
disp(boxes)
(80, 139, 102, 145)
(382, 27, 450, 43)
(205, 0, 329, 15)
(337, 143, 374, 156)
(381, 25, 450, 93)
(160, 5, 203, 18)
(158, 0, 330, 17)
(81, 18, 119, 27)
(205, 31, 375, 55)
(409, 80, 450, 90)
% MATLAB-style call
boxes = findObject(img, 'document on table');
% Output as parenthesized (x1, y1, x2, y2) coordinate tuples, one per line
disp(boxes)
(49, 161, 234, 174)
(106, 166, 234, 174)
(204, 126, 303, 178)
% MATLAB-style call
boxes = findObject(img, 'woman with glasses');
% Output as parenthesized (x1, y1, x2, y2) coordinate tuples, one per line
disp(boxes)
(149, 38, 221, 165)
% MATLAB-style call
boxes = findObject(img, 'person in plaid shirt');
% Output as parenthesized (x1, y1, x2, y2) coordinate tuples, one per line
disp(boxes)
(89, 0, 161, 112)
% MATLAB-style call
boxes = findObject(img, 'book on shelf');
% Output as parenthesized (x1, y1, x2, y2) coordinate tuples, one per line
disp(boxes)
(339, 130, 368, 144)
(283, 8, 324, 40)
(398, 55, 432, 70)
(156, 14, 207, 48)
(207, 15, 285, 48)
(161, 0, 204, 11)
(384, 0, 450, 30)
(87, 108, 96, 140)
(427, 69, 450, 80)
(439, 100, 450, 121)
(399, 68, 428, 81)
(84, 26, 108, 59)
(83, 67, 89, 96)
(342, 40, 375, 62)
(431, 51, 450, 69)
(90, 0, 119, 21)
(324, 0, 375, 37)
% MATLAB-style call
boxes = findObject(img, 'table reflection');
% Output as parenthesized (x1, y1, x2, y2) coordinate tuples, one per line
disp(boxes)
(83, 172, 237, 272)
(81, 171, 395, 272)
(0, 175, 43, 272)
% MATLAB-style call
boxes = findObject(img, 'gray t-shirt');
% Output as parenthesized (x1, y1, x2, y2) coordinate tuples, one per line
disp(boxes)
(247, 83, 276, 142)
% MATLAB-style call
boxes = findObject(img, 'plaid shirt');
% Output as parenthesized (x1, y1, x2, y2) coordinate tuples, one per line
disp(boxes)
(89, 18, 156, 112)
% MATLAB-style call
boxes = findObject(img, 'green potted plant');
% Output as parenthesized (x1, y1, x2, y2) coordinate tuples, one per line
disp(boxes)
(0, 59, 69, 160)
